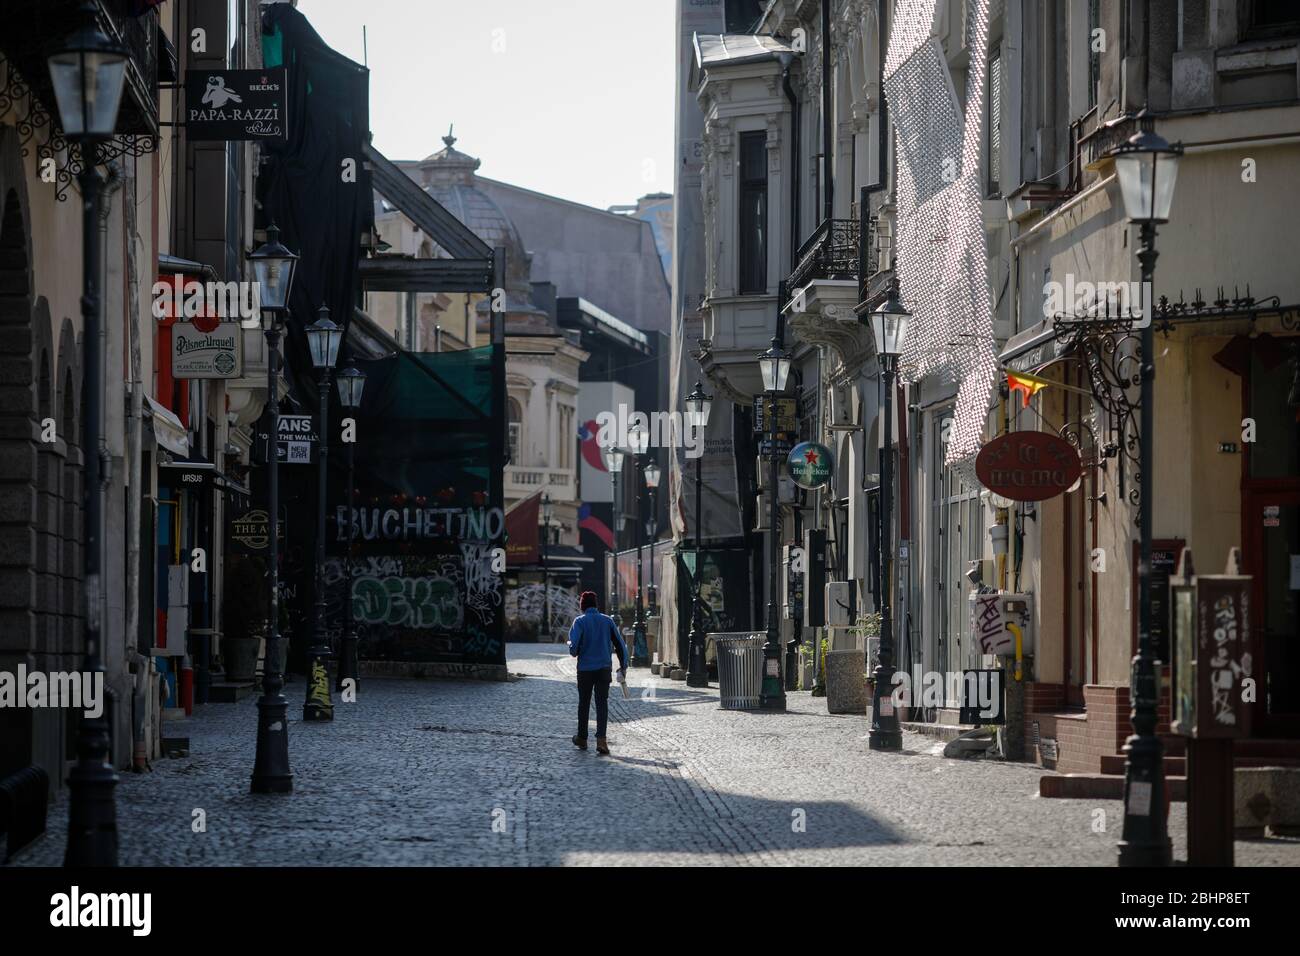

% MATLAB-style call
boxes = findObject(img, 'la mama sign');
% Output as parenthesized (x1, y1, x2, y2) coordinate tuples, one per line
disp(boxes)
(975, 431, 1082, 502)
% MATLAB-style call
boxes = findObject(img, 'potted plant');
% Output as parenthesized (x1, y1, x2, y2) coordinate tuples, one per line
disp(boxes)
(221, 556, 267, 683)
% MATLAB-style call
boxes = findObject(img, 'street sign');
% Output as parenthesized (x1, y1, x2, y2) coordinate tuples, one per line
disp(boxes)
(787, 441, 832, 490)
(975, 430, 1082, 502)
(184, 68, 287, 141)
(277, 414, 316, 465)
(958, 669, 1006, 724)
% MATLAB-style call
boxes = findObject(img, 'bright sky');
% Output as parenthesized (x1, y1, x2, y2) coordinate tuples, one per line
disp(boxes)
(296, 0, 677, 211)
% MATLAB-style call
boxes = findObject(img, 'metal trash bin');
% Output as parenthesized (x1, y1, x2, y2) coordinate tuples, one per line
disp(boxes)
(709, 632, 765, 710)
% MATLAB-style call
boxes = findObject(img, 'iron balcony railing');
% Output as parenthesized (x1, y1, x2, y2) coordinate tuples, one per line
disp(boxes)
(0, 0, 160, 138)
(787, 218, 860, 294)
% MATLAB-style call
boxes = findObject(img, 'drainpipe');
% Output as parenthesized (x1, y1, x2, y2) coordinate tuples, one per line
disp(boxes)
(822, 0, 833, 222)
(780, 52, 801, 269)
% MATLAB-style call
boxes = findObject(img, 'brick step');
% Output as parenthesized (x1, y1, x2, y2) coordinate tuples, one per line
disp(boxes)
(1100, 754, 1185, 776)
(1040, 773, 1187, 801)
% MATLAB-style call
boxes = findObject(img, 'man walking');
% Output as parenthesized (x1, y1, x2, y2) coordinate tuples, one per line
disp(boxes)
(568, 591, 628, 755)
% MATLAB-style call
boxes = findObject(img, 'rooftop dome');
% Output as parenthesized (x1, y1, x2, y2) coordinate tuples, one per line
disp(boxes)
(413, 130, 543, 320)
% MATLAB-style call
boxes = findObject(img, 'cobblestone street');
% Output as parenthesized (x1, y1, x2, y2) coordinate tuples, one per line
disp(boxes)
(13, 644, 1300, 866)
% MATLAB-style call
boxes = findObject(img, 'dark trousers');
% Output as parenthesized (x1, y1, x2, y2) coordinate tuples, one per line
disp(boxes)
(576, 667, 612, 740)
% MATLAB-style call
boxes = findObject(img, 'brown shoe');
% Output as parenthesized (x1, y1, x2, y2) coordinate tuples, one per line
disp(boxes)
(596, 737, 610, 755)
(572, 735, 587, 751)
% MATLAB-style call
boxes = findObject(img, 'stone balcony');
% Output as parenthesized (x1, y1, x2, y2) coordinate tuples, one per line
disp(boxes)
(504, 466, 576, 502)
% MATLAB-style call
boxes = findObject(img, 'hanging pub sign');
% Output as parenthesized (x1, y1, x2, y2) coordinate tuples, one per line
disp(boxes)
(184, 68, 287, 141)
(787, 441, 833, 490)
(172, 322, 242, 379)
(228, 507, 287, 556)
(755, 397, 797, 458)
(975, 430, 1082, 502)
(277, 414, 317, 465)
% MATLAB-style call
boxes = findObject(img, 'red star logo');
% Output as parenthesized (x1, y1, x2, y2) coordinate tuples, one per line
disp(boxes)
(803, 448, 819, 465)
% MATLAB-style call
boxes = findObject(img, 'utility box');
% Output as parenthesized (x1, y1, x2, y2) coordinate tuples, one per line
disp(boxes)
(167, 564, 189, 608)
(1171, 573, 1252, 738)
(825, 581, 855, 627)
(968, 591, 1034, 657)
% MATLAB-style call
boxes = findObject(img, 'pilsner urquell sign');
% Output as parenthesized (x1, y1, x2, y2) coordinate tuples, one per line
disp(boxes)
(975, 431, 1082, 502)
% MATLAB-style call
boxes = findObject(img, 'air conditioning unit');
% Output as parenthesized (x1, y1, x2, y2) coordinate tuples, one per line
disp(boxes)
(829, 383, 858, 430)
(755, 465, 798, 502)
(825, 581, 856, 627)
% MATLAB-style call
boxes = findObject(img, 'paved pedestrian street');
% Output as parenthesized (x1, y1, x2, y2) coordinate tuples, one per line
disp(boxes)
(13, 645, 1300, 867)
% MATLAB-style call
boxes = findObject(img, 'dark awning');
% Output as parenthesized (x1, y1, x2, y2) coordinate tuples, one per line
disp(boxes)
(998, 319, 1072, 373)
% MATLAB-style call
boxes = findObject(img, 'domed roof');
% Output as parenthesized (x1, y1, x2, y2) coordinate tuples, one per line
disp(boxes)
(414, 130, 542, 317)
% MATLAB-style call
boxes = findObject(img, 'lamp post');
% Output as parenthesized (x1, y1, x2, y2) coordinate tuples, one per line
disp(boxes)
(605, 448, 625, 617)
(1112, 113, 1181, 868)
(247, 224, 298, 794)
(868, 283, 911, 751)
(540, 491, 553, 641)
(758, 338, 791, 711)
(304, 306, 343, 721)
(334, 365, 365, 692)
(629, 425, 651, 666)
(49, 1, 128, 865)
(685, 383, 713, 687)
(644, 460, 661, 649)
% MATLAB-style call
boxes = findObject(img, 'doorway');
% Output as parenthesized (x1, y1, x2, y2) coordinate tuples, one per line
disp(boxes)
(1240, 338, 1300, 736)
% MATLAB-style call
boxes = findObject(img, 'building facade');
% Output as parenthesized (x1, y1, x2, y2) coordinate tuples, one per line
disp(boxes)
(674, 0, 1300, 776)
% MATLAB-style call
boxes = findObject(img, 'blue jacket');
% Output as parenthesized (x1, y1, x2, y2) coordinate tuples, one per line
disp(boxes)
(568, 608, 628, 673)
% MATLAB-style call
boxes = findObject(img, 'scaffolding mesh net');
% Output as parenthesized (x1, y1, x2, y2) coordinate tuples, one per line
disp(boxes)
(884, 0, 996, 484)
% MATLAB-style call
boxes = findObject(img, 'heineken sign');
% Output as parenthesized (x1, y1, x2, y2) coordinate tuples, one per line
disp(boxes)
(787, 441, 833, 490)
(184, 68, 287, 141)
(172, 322, 242, 379)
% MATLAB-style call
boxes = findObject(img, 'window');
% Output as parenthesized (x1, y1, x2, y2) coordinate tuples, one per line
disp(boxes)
(738, 131, 768, 294)
(557, 405, 573, 470)
(1247, 0, 1300, 39)
(987, 50, 1002, 196)
(1088, 0, 1100, 110)
(930, 411, 984, 700)
(508, 398, 522, 464)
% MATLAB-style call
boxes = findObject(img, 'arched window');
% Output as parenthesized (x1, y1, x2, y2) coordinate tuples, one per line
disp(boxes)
(508, 397, 523, 464)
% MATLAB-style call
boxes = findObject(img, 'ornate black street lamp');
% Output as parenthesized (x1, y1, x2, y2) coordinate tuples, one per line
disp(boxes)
(248, 224, 298, 794)
(605, 448, 625, 616)
(334, 365, 365, 692)
(303, 306, 342, 721)
(685, 382, 713, 687)
(868, 284, 910, 751)
(1112, 113, 1181, 868)
(50, 1, 128, 865)
(629, 425, 651, 666)
(540, 491, 553, 641)
(758, 338, 791, 711)
(644, 460, 661, 647)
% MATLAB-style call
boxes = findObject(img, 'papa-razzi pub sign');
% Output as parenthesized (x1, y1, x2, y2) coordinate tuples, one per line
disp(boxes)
(975, 430, 1082, 502)
(184, 68, 287, 141)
